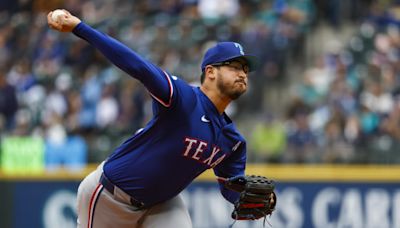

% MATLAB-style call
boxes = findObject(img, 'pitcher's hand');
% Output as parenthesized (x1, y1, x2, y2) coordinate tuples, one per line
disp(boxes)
(47, 9, 81, 32)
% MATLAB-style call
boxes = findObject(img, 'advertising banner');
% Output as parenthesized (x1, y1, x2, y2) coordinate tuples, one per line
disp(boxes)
(0, 180, 398, 228)
(1, 165, 399, 228)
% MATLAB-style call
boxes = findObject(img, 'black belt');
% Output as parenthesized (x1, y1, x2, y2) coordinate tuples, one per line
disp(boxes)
(100, 173, 146, 209)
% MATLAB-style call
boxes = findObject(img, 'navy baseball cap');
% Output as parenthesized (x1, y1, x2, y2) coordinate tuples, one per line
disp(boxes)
(201, 42, 259, 72)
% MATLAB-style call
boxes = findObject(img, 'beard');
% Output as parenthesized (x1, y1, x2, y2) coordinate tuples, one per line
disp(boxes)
(216, 73, 247, 100)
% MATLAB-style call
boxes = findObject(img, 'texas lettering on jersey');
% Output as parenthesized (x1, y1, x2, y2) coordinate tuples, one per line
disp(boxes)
(182, 137, 225, 168)
(182, 137, 243, 168)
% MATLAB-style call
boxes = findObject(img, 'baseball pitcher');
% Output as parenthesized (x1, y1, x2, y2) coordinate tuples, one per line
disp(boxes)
(47, 9, 276, 228)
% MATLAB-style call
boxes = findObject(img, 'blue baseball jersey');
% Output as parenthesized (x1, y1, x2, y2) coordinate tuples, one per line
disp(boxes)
(73, 23, 246, 207)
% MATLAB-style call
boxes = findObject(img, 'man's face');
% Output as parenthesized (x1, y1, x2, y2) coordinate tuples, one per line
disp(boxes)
(213, 59, 249, 100)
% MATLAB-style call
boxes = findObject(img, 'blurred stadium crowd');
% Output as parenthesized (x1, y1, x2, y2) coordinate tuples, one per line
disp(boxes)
(0, 0, 399, 168)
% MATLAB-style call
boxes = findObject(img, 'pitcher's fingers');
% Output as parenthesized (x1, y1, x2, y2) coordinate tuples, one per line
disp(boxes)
(62, 9, 71, 16)
(47, 11, 53, 22)
(47, 12, 62, 31)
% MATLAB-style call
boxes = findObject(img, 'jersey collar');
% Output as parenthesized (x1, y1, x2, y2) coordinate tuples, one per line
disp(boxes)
(195, 87, 229, 127)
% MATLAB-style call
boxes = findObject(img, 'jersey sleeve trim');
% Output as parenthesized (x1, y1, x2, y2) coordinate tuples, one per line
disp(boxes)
(149, 70, 174, 108)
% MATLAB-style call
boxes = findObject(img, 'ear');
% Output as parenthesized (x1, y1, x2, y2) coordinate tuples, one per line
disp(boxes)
(205, 65, 216, 81)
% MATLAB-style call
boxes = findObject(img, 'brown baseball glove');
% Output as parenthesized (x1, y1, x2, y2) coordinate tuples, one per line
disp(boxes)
(222, 175, 276, 220)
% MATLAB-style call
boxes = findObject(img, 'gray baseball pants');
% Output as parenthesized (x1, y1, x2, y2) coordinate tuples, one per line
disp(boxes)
(76, 162, 192, 228)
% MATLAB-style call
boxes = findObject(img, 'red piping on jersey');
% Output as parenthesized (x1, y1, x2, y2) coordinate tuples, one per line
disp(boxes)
(149, 71, 174, 107)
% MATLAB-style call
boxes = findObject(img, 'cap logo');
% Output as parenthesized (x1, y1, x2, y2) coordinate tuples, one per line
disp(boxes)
(234, 43, 244, 55)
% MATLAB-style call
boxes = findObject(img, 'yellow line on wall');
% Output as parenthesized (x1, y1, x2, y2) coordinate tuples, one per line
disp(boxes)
(1, 164, 400, 182)
(197, 164, 400, 182)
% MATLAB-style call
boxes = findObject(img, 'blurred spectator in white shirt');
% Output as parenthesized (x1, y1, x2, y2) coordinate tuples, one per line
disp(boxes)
(198, 0, 239, 20)
(96, 84, 118, 128)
